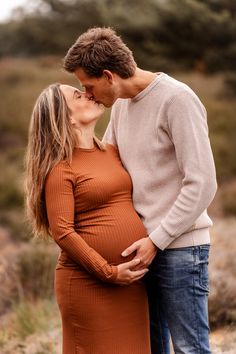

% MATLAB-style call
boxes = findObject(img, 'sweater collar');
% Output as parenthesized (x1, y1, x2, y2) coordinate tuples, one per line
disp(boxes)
(131, 72, 166, 102)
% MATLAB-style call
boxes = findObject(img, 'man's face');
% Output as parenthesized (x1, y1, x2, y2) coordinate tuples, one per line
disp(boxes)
(75, 68, 117, 108)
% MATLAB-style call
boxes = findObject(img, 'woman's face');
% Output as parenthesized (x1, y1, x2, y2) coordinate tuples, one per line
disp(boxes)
(60, 84, 105, 127)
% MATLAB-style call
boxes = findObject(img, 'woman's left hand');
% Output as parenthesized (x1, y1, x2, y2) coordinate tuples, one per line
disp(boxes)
(115, 258, 149, 285)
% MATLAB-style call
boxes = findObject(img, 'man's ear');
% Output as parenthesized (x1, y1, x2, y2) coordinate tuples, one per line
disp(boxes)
(103, 70, 113, 83)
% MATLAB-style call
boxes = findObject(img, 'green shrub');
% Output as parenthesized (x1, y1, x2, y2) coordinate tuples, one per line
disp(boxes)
(16, 243, 58, 301)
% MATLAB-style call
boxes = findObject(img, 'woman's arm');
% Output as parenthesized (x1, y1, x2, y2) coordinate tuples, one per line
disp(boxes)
(45, 161, 148, 284)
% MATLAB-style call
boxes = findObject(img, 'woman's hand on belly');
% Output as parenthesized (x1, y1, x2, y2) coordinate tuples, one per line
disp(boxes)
(115, 258, 149, 285)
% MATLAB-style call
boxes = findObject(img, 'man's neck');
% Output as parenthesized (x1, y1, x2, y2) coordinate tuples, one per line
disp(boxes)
(118, 68, 157, 99)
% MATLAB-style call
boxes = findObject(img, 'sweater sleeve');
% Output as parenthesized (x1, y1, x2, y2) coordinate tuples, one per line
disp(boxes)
(149, 90, 217, 250)
(45, 161, 118, 282)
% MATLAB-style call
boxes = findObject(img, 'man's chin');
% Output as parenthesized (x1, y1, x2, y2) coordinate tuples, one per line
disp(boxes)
(103, 103, 113, 108)
(97, 101, 112, 108)
(103, 99, 117, 108)
(95, 96, 117, 107)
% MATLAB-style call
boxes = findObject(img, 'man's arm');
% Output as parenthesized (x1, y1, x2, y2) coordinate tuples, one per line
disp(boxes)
(122, 90, 217, 267)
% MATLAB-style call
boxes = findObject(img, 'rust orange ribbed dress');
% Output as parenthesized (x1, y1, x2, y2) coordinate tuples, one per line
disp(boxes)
(45, 144, 151, 354)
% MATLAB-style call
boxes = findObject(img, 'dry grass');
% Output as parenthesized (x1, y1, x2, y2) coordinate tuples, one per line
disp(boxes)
(210, 326, 236, 354)
(209, 217, 236, 328)
(0, 300, 61, 354)
(16, 242, 58, 301)
(0, 228, 61, 353)
(0, 227, 58, 315)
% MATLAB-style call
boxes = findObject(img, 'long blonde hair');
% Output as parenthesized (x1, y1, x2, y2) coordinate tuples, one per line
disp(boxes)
(25, 83, 77, 238)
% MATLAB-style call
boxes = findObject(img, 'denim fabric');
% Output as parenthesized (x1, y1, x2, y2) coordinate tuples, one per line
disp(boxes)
(145, 245, 211, 354)
(145, 274, 171, 354)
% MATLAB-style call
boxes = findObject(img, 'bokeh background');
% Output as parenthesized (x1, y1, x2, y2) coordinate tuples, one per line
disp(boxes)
(0, 1, 236, 353)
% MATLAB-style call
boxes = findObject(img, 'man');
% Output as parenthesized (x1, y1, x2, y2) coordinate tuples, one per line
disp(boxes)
(63, 27, 217, 354)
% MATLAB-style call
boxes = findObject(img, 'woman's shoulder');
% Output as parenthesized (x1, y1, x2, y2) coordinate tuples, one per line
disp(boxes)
(46, 159, 75, 185)
(105, 143, 119, 155)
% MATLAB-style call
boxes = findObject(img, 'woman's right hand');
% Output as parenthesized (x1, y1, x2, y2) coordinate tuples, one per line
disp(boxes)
(115, 259, 149, 285)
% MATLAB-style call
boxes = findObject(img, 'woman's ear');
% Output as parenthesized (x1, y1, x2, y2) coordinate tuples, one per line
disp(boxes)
(103, 70, 113, 84)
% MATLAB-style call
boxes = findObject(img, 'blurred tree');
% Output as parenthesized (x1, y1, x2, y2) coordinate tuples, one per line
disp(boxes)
(199, 0, 236, 18)
(0, 0, 235, 73)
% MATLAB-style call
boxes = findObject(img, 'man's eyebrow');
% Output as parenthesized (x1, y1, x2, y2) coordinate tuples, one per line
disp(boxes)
(83, 84, 93, 89)
(77, 83, 86, 90)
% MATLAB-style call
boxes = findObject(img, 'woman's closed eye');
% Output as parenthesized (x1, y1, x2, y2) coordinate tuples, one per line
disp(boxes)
(73, 90, 82, 99)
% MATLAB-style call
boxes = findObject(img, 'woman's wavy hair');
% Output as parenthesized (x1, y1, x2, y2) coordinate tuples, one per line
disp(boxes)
(25, 83, 77, 238)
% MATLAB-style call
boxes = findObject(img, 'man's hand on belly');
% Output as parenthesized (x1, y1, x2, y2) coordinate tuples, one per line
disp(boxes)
(121, 237, 158, 270)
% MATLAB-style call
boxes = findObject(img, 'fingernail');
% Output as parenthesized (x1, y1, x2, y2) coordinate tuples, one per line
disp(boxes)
(121, 252, 127, 257)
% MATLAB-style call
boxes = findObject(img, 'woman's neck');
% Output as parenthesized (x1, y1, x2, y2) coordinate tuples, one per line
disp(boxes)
(74, 125, 95, 149)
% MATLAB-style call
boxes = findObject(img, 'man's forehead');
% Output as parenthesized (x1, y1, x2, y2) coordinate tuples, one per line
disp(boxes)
(75, 68, 96, 84)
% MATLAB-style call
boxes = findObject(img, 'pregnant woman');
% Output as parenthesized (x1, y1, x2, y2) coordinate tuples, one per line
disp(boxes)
(25, 83, 151, 354)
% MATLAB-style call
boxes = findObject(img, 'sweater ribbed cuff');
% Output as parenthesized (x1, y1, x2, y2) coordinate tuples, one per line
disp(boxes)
(149, 224, 175, 250)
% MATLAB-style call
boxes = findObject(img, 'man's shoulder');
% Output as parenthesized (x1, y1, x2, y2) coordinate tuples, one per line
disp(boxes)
(160, 73, 192, 94)
(158, 73, 200, 104)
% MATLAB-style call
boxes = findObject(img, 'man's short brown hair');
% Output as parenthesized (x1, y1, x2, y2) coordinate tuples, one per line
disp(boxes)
(63, 27, 136, 78)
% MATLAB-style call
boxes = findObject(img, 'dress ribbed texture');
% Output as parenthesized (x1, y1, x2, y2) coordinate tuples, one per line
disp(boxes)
(45, 144, 151, 354)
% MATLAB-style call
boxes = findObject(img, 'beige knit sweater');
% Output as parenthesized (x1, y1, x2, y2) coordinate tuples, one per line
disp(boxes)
(103, 73, 217, 250)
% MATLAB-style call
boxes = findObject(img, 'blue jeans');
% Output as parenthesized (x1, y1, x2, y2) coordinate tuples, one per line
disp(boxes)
(145, 245, 211, 354)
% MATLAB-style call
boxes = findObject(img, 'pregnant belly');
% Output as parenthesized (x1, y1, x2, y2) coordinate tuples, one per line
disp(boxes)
(77, 207, 147, 265)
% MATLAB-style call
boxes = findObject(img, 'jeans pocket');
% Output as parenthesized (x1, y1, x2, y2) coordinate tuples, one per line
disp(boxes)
(199, 246, 209, 291)
(199, 262, 209, 290)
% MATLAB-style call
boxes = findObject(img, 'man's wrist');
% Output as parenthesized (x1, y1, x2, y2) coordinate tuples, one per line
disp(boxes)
(148, 236, 158, 250)
(149, 225, 174, 250)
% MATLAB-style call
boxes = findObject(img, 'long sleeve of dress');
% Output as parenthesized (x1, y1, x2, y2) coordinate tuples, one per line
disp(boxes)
(45, 161, 118, 282)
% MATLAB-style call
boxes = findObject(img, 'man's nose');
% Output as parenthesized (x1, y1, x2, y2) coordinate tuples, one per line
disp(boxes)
(85, 91, 94, 100)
